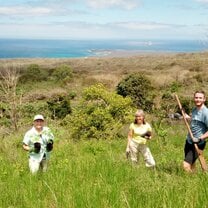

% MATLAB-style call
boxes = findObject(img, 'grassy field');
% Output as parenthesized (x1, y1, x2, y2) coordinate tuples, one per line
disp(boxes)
(1, 121, 208, 208)
(1, 52, 208, 207)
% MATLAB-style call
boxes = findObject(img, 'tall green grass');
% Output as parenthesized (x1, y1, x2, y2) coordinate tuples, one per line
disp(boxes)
(1, 123, 208, 208)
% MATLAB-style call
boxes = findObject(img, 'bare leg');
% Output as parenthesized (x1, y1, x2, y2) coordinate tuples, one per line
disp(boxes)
(183, 161, 195, 173)
(40, 159, 48, 172)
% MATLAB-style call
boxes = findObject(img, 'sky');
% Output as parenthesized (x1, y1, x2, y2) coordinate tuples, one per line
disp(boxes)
(0, 0, 208, 40)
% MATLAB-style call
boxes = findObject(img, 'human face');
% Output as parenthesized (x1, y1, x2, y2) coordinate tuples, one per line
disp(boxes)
(194, 92, 205, 108)
(135, 114, 144, 124)
(34, 119, 44, 132)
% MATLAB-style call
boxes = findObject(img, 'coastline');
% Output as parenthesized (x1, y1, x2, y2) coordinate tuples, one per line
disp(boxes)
(0, 49, 207, 62)
(88, 49, 179, 58)
(0, 38, 207, 59)
(0, 50, 208, 102)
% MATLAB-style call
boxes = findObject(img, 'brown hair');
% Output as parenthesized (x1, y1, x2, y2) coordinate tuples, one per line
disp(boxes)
(194, 90, 206, 97)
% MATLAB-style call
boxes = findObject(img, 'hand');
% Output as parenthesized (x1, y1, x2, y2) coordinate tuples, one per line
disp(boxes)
(126, 147, 130, 159)
(46, 140, 53, 152)
(34, 142, 41, 153)
(126, 147, 130, 153)
(142, 131, 152, 139)
(192, 137, 201, 143)
(29, 147, 35, 153)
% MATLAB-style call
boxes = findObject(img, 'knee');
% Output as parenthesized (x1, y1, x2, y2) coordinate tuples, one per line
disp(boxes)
(183, 161, 193, 172)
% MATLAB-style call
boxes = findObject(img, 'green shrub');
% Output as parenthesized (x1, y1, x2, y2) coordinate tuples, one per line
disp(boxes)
(159, 91, 176, 116)
(62, 84, 134, 140)
(19, 102, 48, 119)
(116, 73, 154, 112)
(19, 64, 49, 82)
(176, 96, 192, 115)
(169, 81, 182, 93)
(0, 102, 15, 127)
(52, 64, 73, 83)
(68, 91, 76, 100)
(47, 96, 71, 119)
(0, 102, 6, 116)
(0, 117, 11, 127)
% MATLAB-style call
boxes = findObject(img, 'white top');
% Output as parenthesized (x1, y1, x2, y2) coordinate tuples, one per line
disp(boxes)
(23, 126, 54, 162)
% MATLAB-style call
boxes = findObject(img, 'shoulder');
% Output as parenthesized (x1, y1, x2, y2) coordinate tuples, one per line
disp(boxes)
(201, 106, 208, 116)
(23, 127, 34, 143)
(145, 122, 151, 127)
(202, 106, 208, 118)
(42, 126, 53, 134)
(192, 107, 197, 113)
(144, 122, 152, 130)
(42, 126, 54, 138)
(203, 105, 208, 112)
(129, 123, 135, 129)
(24, 127, 35, 136)
(43, 126, 50, 131)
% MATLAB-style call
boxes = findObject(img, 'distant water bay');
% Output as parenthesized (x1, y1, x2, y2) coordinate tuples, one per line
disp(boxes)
(0, 39, 207, 58)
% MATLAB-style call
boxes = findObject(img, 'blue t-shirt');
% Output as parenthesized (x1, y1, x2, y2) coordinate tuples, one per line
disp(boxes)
(187, 105, 208, 144)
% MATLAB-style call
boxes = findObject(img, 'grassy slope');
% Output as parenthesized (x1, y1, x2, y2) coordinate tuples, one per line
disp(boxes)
(1, 52, 208, 207)
(1, 125, 208, 208)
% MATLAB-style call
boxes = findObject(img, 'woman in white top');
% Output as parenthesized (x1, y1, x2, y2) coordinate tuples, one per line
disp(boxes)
(126, 110, 155, 167)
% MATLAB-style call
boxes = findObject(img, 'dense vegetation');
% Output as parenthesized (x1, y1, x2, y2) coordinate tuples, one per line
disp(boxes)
(116, 73, 154, 112)
(1, 52, 208, 207)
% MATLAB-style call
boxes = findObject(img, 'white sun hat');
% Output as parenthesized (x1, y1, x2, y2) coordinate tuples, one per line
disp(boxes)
(33, 114, 44, 121)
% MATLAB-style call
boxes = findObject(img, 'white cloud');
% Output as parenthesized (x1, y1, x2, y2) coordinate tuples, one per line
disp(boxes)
(112, 22, 172, 30)
(0, 5, 88, 18)
(50, 20, 178, 31)
(86, 0, 141, 10)
(195, 0, 208, 3)
(15, 0, 142, 11)
(0, 21, 205, 40)
(0, 6, 53, 16)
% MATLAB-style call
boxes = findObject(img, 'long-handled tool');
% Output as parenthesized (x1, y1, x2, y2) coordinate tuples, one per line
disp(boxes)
(175, 94, 207, 171)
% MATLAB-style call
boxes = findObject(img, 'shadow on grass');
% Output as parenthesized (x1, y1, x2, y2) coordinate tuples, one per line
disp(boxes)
(156, 160, 183, 175)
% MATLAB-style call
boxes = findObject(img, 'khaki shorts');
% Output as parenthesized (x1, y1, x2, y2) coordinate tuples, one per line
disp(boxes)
(129, 139, 155, 167)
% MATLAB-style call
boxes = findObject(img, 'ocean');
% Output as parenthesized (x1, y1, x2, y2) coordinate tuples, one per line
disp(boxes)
(0, 39, 207, 58)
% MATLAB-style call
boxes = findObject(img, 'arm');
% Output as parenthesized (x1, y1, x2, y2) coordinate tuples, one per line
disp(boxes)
(141, 123, 152, 140)
(23, 131, 32, 152)
(45, 128, 54, 152)
(199, 131, 208, 141)
(23, 143, 30, 151)
(126, 129, 133, 151)
(143, 131, 152, 140)
(200, 112, 208, 141)
(23, 142, 41, 153)
(184, 113, 191, 120)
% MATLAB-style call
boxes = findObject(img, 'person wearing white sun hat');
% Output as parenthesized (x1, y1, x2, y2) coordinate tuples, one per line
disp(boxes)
(22, 114, 54, 174)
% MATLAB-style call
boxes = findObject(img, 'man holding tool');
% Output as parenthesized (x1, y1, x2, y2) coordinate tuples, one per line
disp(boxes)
(180, 91, 208, 172)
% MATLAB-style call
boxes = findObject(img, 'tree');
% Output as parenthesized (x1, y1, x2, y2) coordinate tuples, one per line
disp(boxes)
(19, 64, 48, 83)
(62, 84, 134, 140)
(0, 64, 21, 131)
(47, 95, 72, 119)
(52, 64, 73, 83)
(116, 73, 154, 112)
